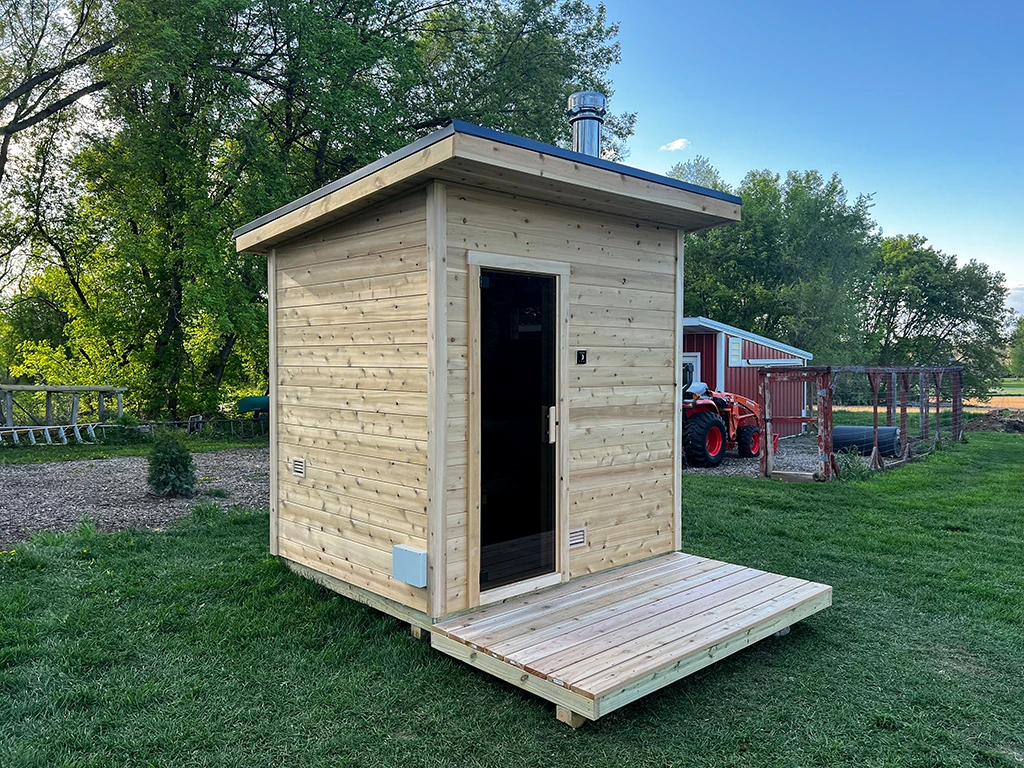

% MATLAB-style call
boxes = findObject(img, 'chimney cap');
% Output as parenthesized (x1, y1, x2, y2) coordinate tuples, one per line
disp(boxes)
(566, 91, 608, 121)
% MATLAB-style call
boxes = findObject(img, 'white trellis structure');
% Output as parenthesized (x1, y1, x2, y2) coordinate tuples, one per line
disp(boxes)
(0, 384, 126, 445)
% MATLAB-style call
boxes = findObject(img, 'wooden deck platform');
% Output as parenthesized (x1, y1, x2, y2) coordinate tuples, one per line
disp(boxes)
(430, 552, 831, 726)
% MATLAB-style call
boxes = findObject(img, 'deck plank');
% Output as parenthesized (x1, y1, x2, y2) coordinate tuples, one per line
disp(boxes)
(580, 582, 831, 698)
(535, 574, 794, 684)
(438, 552, 703, 639)
(591, 585, 832, 717)
(506, 565, 764, 667)
(486, 561, 743, 658)
(430, 550, 832, 722)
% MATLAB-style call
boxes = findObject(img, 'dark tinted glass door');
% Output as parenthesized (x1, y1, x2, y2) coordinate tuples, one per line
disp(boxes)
(479, 268, 557, 591)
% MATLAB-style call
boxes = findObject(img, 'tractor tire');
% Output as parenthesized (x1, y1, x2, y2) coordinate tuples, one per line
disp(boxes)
(683, 412, 727, 467)
(737, 424, 761, 458)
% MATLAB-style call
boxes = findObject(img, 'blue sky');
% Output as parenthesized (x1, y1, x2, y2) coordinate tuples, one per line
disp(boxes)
(597, 0, 1024, 314)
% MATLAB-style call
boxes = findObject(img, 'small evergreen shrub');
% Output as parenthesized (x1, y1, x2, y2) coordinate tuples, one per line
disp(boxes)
(147, 431, 197, 497)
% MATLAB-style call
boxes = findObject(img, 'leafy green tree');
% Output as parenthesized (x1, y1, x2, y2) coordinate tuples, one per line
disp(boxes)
(667, 155, 732, 193)
(859, 235, 1010, 397)
(9, 0, 631, 416)
(0, 283, 68, 379)
(412, 0, 633, 157)
(1010, 317, 1024, 379)
(0, 0, 116, 297)
(673, 161, 876, 362)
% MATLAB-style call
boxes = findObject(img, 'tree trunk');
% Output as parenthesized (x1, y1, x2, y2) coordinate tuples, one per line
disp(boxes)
(204, 333, 237, 392)
(150, 250, 185, 419)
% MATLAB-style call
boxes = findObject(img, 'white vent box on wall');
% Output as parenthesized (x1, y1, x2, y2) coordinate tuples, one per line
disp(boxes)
(392, 545, 428, 588)
(729, 337, 744, 366)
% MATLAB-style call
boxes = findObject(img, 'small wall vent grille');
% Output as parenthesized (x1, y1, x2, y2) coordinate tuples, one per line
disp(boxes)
(729, 337, 744, 366)
(568, 527, 587, 549)
(291, 457, 306, 478)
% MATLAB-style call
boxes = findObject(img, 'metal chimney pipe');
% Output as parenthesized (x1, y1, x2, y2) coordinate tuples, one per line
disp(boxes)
(566, 91, 607, 157)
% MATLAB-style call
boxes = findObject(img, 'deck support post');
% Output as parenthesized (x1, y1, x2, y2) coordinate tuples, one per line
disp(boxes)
(410, 624, 427, 641)
(556, 705, 587, 729)
(3, 391, 12, 428)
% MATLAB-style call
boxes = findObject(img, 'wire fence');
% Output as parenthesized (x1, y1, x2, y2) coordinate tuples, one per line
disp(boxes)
(757, 365, 965, 482)
(0, 415, 268, 446)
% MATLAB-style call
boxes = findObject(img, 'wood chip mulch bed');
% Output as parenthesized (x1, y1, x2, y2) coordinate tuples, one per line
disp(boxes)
(0, 448, 270, 548)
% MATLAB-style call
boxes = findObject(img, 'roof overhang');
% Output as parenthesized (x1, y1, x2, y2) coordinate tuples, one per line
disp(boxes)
(683, 316, 813, 360)
(234, 121, 742, 253)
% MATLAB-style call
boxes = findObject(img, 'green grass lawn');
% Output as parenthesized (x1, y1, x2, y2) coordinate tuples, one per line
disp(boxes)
(2, 435, 1022, 767)
(833, 407, 981, 432)
(995, 379, 1024, 396)
(0, 433, 268, 465)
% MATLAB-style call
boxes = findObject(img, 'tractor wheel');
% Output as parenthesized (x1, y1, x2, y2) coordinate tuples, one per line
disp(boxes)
(737, 425, 761, 458)
(683, 412, 727, 467)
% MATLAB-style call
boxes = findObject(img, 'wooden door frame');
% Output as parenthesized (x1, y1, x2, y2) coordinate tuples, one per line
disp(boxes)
(466, 250, 570, 608)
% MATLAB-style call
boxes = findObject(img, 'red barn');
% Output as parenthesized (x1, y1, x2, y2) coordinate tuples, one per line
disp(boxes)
(682, 317, 813, 438)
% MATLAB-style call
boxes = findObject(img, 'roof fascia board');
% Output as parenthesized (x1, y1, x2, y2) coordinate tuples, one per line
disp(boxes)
(234, 121, 744, 251)
(234, 125, 457, 243)
(448, 120, 742, 206)
(235, 133, 456, 252)
(452, 133, 740, 225)
(683, 316, 813, 360)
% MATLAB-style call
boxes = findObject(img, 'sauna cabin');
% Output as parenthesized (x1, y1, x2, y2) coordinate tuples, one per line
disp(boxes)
(234, 94, 831, 726)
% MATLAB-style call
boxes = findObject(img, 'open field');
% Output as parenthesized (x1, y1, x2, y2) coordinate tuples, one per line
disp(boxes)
(1, 434, 1022, 767)
(833, 408, 978, 431)
(995, 379, 1024, 395)
(968, 396, 1024, 408)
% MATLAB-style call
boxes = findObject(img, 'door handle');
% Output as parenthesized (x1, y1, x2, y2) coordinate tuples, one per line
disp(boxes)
(548, 406, 558, 444)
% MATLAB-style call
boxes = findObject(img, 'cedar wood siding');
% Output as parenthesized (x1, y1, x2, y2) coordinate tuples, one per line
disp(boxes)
(444, 185, 679, 612)
(272, 189, 430, 613)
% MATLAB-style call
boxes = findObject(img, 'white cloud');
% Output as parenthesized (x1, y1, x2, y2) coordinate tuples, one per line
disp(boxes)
(1008, 283, 1024, 316)
(659, 137, 691, 152)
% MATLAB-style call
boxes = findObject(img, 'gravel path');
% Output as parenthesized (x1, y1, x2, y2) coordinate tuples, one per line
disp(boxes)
(0, 448, 269, 548)
(685, 434, 829, 478)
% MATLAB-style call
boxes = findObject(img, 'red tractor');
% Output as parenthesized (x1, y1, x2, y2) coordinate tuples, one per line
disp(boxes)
(681, 363, 762, 467)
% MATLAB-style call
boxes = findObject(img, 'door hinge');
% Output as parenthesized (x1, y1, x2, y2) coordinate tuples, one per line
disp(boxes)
(479, 275, 489, 288)
(547, 406, 558, 444)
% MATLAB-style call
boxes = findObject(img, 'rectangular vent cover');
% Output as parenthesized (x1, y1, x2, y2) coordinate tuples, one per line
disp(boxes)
(568, 527, 587, 549)
(291, 457, 306, 478)
(729, 337, 744, 366)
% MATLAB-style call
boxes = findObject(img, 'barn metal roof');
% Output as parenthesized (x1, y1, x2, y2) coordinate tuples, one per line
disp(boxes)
(683, 316, 814, 360)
